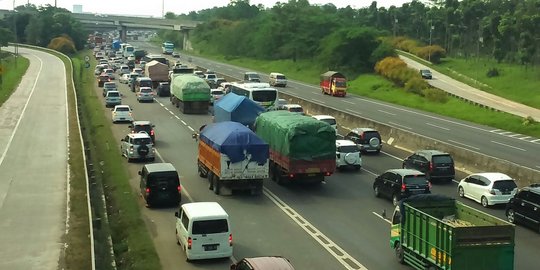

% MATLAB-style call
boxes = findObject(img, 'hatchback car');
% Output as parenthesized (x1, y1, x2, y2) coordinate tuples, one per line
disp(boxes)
(97, 74, 110, 87)
(139, 163, 180, 207)
(335, 140, 362, 171)
(420, 69, 432, 79)
(119, 73, 130, 84)
(344, 128, 382, 154)
(104, 68, 115, 80)
(458, 172, 518, 207)
(373, 169, 431, 206)
(132, 68, 144, 76)
(137, 87, 155, 102)
(111, 105, 134, 123)
(120, 132, 155, 162)
(282, 104, 304, 115)
(193, 70, 205, 78)
(129, 120, 156, 143)
(506, 184, 540, 232)
(210, 89, 225, 104)
(402, 150, 455, 183)
(312, 115, 337, 133)
(172, 52, 180, 58)
(231, 256, 295, 270)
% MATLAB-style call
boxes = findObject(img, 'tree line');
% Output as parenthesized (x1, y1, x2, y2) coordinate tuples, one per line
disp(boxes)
(163, 0, 539, 68)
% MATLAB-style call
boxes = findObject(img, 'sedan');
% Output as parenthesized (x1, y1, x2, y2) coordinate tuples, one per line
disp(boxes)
(457, 172, 518, 207)
(137, 87, 155, 103)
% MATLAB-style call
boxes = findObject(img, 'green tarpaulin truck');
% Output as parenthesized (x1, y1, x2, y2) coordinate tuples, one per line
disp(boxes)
(254, 111, 336, 184)
(391, 195, 515, 270)
(170, 74, 210, 114)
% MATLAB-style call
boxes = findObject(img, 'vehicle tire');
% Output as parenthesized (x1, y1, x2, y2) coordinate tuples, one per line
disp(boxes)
(374, 186, 380, 197)
(506, 208, 515, 224)
(321, 88, 325, 94)
(149, 157, 155, 162)
(208, 172, 214, 190)
(481, 196, 489, 208)
(175, 230, 180, 245)
(392, 194, 400, 206)
(198, 167, 205, 178)
(213, 177, 220, 195)
(395, 242, 405, 264)
(369, 137, 380, 149)
(458, 186, 465, 198)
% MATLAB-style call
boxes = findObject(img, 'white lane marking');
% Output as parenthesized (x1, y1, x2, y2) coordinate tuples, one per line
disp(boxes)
(447, 139, 480, 151)
(507, 134, 521, 138)
(388, 121, 412, 130)
(169, 111, 175, 115)
(372, 212, 391, 224)
(498, 131, 512, 135)
(174, 115, 180, 119)
(187, 126, 195, 132)
(518, 136, 531, 140)
(311, 98, 325, 104)
(491, 141, 526, 151)
(159, 103, 164, 107)
(378, 110, 396, 116)
(532, 139, 540, 143)
(180, 120, 187, 125)
(164, 107, 170, 112)
(342, 100, 355, 105)
(264, 188, 368, 270)
(425, 122, 450, 131)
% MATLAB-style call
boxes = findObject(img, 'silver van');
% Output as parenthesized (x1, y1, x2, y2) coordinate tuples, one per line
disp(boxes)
(269, 72, 287, 87)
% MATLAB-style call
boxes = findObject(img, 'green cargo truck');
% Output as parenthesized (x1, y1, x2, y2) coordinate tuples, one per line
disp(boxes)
(390, 195, 515, 270)
(170, 74, 210, 114)
(254, 110, 336, 184)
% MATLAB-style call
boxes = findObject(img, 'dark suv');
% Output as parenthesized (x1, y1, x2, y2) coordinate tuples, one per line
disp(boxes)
(373, 169, 431, 206)
(139, 163, 181, 207)
(156, 82, 170, 97)
(506, 184, 540, 232)
(344, 128, 382, 153)
(129, 121, 156, 143)
(402, 150, 455, 183)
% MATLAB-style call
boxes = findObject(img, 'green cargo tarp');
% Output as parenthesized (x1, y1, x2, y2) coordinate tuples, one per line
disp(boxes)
(171, 75, 210, 102)
(254, 110, 336, 160)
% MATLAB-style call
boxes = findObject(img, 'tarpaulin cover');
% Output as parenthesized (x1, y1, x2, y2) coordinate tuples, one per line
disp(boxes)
(254, 110, 336, 160)
(200, 121, 269, 164)
(144, 60, 169, 82)
(213, 93, 265, 127)
(171, 74, 210, 102)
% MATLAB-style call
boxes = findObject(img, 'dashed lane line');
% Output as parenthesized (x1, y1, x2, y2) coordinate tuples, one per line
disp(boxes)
(491, 140, 526, 151)
(425, 122, 450, 131)
(447, 139, 480, 151)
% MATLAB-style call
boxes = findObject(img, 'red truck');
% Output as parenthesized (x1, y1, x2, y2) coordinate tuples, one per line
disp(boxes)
(320, 71, 347, 97)
(254, 111, 336, 184)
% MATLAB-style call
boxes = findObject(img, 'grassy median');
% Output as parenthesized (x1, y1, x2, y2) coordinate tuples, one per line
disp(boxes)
(0, 52, 29, 106)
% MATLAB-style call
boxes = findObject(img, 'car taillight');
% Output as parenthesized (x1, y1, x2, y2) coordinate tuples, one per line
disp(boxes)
(150, 130, 154, 136)
(401, 183, 406, 192)
(428, 162, 433, 171)
(428, 181, 432, 190)
(187, 237, 192, 249)
(325, 172, 331, 176)
(145, 188, 150, 195)
(288, 174, 294, 178)
(177, 185, 181, 192)
(229, 234, 233, 246)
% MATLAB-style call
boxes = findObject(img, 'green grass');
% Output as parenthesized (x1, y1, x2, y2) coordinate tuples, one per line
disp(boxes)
(71, 52, 161, 270)
(0, 53, 30, 106)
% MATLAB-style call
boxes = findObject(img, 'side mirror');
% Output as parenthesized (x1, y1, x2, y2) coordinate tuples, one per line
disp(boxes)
(128, 124, 133, 128)
(174, 211, 179, 218)
(138, 170, 142, 175)
(120, 138, 125, 142)
(152, 125, 156, 127)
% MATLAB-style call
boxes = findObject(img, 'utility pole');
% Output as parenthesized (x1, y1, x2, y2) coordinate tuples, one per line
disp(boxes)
(162, 0, 164, 18)
(428, 22, 434, 62)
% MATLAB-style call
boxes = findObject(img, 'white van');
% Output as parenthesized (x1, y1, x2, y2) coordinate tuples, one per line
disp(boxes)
(269, 72, 287, 87)
(175, 202, 233, 261)
(312, 115, 337, 133)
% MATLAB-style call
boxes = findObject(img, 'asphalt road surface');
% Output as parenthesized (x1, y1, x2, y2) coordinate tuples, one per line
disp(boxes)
(97, 42, 539, 269)
(0, 47, 68, 269)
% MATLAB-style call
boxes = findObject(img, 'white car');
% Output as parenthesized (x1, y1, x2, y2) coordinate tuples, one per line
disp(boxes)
(132, 68, 144, 76)
(210, 89, 224, 104)
(137, 87, 154, 102)
(120, 132, 155, 162)
(111, 105, 134, 123)
(457, 172, 518, 207)
(119, 74, 130, 84)
(282, 104, 304, 115)
(335, 140, 362, 171)
(312, 115, 337, 133)
(118, 65, 130, 75)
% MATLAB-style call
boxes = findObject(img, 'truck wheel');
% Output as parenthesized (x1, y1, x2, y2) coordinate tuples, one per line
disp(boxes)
(321, 88, 325, 94)
(395, 243, 405, 264)
(213, 177, 220, 195)
(198, 167, 206, 178)
(208, 172, 214, 190)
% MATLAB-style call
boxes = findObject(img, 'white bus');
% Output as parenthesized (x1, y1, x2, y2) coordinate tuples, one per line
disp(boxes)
(162, 42, 174, 54)
(123, 45, 135, 58)
(229, 82, 279, 110)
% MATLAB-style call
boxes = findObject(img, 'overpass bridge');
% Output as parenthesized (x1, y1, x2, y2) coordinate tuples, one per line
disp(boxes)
(0, 9, 201, 49)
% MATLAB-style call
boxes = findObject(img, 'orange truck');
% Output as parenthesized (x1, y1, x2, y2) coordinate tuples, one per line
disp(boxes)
(320, 71, 347, 97)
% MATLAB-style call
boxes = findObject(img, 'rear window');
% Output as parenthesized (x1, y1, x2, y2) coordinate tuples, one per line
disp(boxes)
(433, 155, 453, 164)
(288, 107, 303, 113)
(192, 219, 228, 234)
(107, 92, 120, 97)
(211, 90, 224, 95)
(276, 75, 286, 79)
(362, 131, 380, 140)
(134, 124, 152, 133)
(147, 172, 179, 186)
(141, 88, 152, 93)
(133, 137, 152, 145)
(252, 90, 277, 102)
(116, 107, 130, 112)
(104, 83, 116, 87)
(319, 118, 336, 126)
(338, 145, 359, 153)
(403, 175, 428, 185)
(493, 180, 517, 190)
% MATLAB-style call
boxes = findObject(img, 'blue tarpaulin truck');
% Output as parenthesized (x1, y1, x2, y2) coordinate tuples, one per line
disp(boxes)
(213, 93, 265, 128)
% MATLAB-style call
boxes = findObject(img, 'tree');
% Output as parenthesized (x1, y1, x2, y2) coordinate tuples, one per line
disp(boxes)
(0, 27, 15, 47)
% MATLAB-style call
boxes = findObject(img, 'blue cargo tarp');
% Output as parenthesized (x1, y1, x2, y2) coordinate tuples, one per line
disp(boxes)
(200, 121, 269, 164)
(213, 93, 265, 127)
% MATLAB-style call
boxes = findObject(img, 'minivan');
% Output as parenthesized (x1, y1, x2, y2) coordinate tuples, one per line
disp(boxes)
(269, 72, 287, 87)
(136, 77, 153, 92)
(139, 163, 181, 207)
(402, 150, 455, 183)
(231, 256, 295, 270)
(373, 169, 431, 206)
(244, 72, 261, 82)
(175, 202, 233, 261)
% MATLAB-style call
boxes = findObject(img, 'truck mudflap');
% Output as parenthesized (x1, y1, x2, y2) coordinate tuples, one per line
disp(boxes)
(179, 100, 209, 114)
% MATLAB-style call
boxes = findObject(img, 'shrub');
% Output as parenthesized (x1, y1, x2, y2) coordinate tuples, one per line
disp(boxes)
(404, 77, 428, 95)
(486, 68, 500, 77)
(423, 88, 449, 103)
(48, 35, 76, 54)
(522, 116, 537, 126)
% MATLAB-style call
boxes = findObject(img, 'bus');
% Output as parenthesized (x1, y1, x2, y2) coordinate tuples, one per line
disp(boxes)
(123, 45, 135, 58)
(162, 42, 174, 54)
(229, 82, 279, 110)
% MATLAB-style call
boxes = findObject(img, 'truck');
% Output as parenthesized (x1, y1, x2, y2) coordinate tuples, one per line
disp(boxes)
(213, 93, 265, 129)
(320, 71, 347, 97)
(197, 121, 269, 195)
(133, 49, 147, 63)
(112, 40, 121, 51)
(170, 74, 211, 114)
(254, 110, 336, 184)
(144, 60, 169, 88)
(391, 194, 515, 270)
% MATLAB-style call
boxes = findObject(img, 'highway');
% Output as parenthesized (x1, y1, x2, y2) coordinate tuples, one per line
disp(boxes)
(0, 48, 68, 269)
(99, 41, 539, 269)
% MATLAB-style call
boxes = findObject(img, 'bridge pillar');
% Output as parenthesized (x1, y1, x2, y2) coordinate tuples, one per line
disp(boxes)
(181, 29, 192, 51)
(118, 25, 127, 42)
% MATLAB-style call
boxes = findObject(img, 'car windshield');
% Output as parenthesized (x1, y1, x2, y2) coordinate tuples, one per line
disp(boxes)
(141, 89, 152, 93)
(133, 137, 152, 145)
(493, 180, 517, 190)
(339, 145, 359, 153)
(276, 75, 286, 79)
(319, 118, 336, 125)
(192, 219, 228, 234)
(116, 107, 130, 112)
(288, 107, 303, 113)
(433, 155, 453, 164)
(211, 90, 224, 95)
(252, 90, 277, 102)
(404, 175, 428, 185)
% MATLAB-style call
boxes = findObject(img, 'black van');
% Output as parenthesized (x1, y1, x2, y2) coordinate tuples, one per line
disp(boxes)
(139, 163, 181, 207)
(402, 150, 455, 183)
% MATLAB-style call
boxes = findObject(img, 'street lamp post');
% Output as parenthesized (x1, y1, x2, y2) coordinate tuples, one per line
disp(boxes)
(428, 23, 434, 62)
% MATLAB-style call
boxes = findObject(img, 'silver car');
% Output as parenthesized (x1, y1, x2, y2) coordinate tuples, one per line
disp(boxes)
(120, 133, 155, 162)
(137, 87, 154, 103)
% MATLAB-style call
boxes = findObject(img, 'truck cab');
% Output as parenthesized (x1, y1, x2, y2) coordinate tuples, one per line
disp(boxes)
(320, 71, 347, 97)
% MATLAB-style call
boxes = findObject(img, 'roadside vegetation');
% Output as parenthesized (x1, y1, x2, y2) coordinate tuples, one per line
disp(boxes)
(0, 53, 29, 106)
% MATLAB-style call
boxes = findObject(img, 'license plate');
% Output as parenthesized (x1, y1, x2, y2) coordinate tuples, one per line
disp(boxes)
(307, 173, 316, 176)
(306, 168, 320, 173)
(204, 244, 218, 251)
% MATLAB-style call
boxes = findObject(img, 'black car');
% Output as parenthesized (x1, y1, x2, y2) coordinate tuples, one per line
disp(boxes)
(420, 69, 432, 79)
(506, 184, 540, 232)
(129, 120, 156, 143)
(156, 82, 170, 97)
(373, 169, 431, 206)
(402, 150, 455, 183)
(344, 128, 382, 153)
(139, 163, 181, 207)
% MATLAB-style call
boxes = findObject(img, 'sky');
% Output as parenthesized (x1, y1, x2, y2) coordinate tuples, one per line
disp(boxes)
(1, 0, 415, 17)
